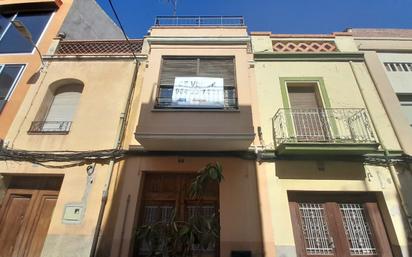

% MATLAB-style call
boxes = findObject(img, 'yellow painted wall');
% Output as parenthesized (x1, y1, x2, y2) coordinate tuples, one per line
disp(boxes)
(0, 58, 138, 257)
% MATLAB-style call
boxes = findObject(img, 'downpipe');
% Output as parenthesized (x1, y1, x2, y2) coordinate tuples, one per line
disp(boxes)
(89, 60, 140, 257)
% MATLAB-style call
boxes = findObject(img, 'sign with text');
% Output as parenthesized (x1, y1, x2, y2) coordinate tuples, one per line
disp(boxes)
(172, 77, 224, 107)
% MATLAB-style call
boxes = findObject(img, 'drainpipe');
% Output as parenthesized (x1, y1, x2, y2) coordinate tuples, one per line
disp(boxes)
(349, 61, 412, 235)
(89, 59, 140, 257)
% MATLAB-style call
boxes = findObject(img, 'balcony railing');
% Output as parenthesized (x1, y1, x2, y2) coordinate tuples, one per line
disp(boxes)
(155, 96, 238, 110)
(28, 121, 72, 133)
(272, 108, 377, 146)
(154, 16, 245, 27)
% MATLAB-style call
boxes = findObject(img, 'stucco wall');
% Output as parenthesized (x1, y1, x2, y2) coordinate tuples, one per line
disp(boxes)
(378, 53, 412, 94)
(256, 161, 410, 257)
(106, 156, 263, 257)
(5, 60, 136, 150)
(0, 58, 137, 257)
(252, 60, 400, 150)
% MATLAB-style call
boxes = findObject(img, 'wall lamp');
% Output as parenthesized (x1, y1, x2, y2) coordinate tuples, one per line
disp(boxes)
(11, 19, 45, 68)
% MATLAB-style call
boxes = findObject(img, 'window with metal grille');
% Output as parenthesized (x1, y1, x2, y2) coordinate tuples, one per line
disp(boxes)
(0, 11, 53, 53)
(156, 56, 238, 109)
(298, 203, 334, 255)
(339, 204, 377, 255)
(0, 64, 25, 112)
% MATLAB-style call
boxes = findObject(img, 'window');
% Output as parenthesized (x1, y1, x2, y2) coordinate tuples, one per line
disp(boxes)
(156, 56, 237, 109)
(0, 11, 52, 53)
(0, 64, 25, 112)
(29, 83, 83, 133)
(384, 62, 412, 72)
(289, 193, 393, 257)
(397, 94, 412, 126)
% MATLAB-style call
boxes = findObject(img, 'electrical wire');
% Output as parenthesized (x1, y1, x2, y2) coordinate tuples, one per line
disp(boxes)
(106, 0, 139, 61)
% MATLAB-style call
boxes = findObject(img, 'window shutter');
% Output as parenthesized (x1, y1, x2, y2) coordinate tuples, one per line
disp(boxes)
(199, 58, 235, 86)
(288, 87, 320, 109)
(159, 58, 197, 85)
(45, 85, 82, 122)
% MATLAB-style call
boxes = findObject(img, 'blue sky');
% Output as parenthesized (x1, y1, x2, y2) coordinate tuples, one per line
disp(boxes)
(97, 0, 412, 38)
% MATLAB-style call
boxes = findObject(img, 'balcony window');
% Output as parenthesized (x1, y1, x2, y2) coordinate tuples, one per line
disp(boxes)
(0, 64, 25, 112)
(0, 11, 52, 54)
(155, 56, 238, 109)
(29, 82, 83, 134)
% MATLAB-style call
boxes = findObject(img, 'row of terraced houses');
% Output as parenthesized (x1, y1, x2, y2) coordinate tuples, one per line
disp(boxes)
(0, 1, 412, 257)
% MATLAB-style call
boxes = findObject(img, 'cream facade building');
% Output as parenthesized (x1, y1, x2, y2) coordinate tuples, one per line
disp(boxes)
(251, 31, 411, 257)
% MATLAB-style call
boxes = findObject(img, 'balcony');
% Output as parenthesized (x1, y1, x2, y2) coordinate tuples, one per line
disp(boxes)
(272, 108, 379, 155)
(154, 16, 245, 27)
(28, 121, 72, 134)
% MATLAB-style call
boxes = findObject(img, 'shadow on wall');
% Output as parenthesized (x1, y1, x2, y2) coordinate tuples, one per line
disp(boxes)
(275, 160, 366, 180)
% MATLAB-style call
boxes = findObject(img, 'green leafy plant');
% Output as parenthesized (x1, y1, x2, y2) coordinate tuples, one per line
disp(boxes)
(136, 162, 223, 257)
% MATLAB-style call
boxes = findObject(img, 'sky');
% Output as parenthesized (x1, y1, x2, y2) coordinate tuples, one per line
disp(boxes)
(96, 0, 412, 38)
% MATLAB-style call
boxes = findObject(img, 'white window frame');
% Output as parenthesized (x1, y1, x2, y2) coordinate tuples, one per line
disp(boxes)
(0, 64, 25, 101)
(0, 11, 55, 55)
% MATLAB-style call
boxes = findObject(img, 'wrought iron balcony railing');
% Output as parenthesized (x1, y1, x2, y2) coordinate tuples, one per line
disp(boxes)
(272, 108, 377, 146)
(154, 16, 245, 27)
(154, 96, 238, 110)
(28, 121, 72, 133)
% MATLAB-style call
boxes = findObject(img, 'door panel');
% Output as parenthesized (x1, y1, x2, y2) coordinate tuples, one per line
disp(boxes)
(20, 192, 58, 257)
(0, 178, 61, 257)
(290, 200, 393, 257)
(0, 190, 36, 257)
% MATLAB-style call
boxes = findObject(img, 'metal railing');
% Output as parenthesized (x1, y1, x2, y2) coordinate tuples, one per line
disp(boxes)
(28, 121, 72, 133)
(154, 16, 245, 27)
(155, 97, 238, 109)
(272, 108, 377, 146)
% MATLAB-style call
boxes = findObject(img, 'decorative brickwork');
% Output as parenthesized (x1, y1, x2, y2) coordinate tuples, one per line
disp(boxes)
(55, 40, 143, 55)
(272, 41, 338, 52)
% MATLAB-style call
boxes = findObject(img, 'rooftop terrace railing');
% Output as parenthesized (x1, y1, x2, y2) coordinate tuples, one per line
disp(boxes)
(154, 16, 245, 27)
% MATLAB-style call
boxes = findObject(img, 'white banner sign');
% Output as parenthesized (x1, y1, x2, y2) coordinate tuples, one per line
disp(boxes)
(172, 77, 224, 107)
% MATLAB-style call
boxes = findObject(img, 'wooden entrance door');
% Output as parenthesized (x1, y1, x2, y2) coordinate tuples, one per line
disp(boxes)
(0, 177, 61, 257)
(135, 173, 219, 257)
(289, 199, 393, 257)
(288, 85, 331, 142)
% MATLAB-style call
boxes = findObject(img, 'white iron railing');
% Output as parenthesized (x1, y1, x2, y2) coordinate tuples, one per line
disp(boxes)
(272, 108, 377, 146)
(154, 16, 245, 27)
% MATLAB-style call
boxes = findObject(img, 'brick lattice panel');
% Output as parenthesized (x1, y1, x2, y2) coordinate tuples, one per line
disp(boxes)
(272, 41, 338, 52)
(55, 40, 143, 55)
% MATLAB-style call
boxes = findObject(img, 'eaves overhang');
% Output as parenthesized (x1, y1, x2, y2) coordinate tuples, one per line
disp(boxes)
(0, 0, 61, 12)
(253, 52, 365, 62)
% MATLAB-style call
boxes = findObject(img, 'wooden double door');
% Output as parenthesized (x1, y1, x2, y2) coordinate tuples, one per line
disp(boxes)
(0, 177, 62, 257)
(289, 194, 393, 257)
(136, 173, 219, 257)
